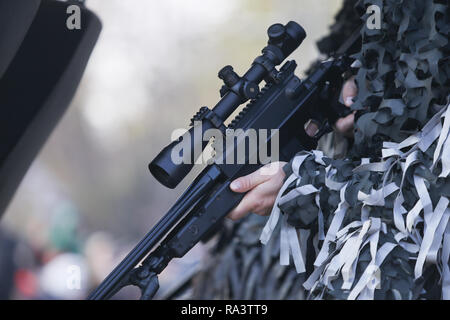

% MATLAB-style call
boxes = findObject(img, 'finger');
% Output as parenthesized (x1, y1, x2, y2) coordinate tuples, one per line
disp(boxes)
(305, 120, 319, 137)
(228, 189, 276, 220)
(335, 112, 355, 135)
(227, 193, 259, 220)
(252, 195, 277, 216)
(228, 175, 284, 220)
(342, 76, 357, 107)
(229, 167, 272, 193)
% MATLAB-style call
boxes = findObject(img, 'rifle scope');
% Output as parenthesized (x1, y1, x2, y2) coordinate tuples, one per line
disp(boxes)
(149, 21, 306, 189)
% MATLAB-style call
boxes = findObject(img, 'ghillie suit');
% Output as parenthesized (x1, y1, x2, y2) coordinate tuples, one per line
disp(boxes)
(192, 0, 449, 300)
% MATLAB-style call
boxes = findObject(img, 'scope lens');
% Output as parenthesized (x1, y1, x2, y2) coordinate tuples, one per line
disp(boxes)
(149, 163, 174, 189)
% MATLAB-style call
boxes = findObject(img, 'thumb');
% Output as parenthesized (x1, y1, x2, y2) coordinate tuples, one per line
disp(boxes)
(342, 76, 357, 107)
(230, 169, 270, 193)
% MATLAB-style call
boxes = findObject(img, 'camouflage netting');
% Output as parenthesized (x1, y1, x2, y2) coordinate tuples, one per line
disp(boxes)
(350, 0, 449, 158)
(192, 0, 450, 300)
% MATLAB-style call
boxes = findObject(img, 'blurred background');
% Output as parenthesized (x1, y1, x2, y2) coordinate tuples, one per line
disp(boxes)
(0, 0, 343, 299)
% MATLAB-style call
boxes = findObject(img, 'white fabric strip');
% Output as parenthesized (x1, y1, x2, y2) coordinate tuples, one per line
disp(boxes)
(260, 174, 296, 245)
(280, 214, 290, 265)
(287, 225, 306, 273)
(292, 153, 311, 178)
(348, 242, 396, 300)
(381, 104, 446, 159)
(314, 183, 349, 267)
(357, 182, 398, 206)
(325, 177, 347, 191)
(280, 213, 307, 273)
(347, 231, 379, 300)
(441, 224, 450, 300)
(394, 231, 420, 253)
(417, 118, 442, 152)
(277, 184, 319, 206)
(414, 197, 449, 279)
(336, 221, 363, 239)
(353, 158, 394, 173)
(414, 174, 434, 227)
(303, 264, 326, 291)
(341, 220, 372, 289)
(312, 150, 326, 165)
(392, 150, 419, 234)
(439, 133, 450, 177)
(433, 103, 450, 166)
(383, 135, 419, 152)
(406, 200, 423, 232)
(382, 147, 402, 158)
(427, 208, 450, 264)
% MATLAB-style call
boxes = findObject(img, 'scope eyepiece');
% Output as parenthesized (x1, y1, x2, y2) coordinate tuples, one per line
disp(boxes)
(285, 21, 307, 45)
(264, 21, 306, 64)
(149, 139, 192, 189)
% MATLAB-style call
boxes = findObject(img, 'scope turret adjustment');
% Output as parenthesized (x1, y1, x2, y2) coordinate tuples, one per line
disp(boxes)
(267, 23, 286, 44)
(218, 65, 260, 100)
(218, 65, 240, 88)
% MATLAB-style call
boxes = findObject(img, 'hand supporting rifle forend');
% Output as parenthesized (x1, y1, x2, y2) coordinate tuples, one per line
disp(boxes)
(88, 21, 360, 300)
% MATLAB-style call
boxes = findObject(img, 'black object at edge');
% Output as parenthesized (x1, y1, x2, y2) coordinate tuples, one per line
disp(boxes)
(0, 0, 102, 216)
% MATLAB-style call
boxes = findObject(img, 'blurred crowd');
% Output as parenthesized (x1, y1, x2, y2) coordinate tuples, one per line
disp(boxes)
(0, 201, 203, 300)
(0, 201, 117, 299)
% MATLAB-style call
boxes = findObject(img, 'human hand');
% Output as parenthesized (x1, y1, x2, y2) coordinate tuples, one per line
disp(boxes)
(304, 76, 358, 138)
(227, 161, 287, 220)
(334, 76, 357, 137)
